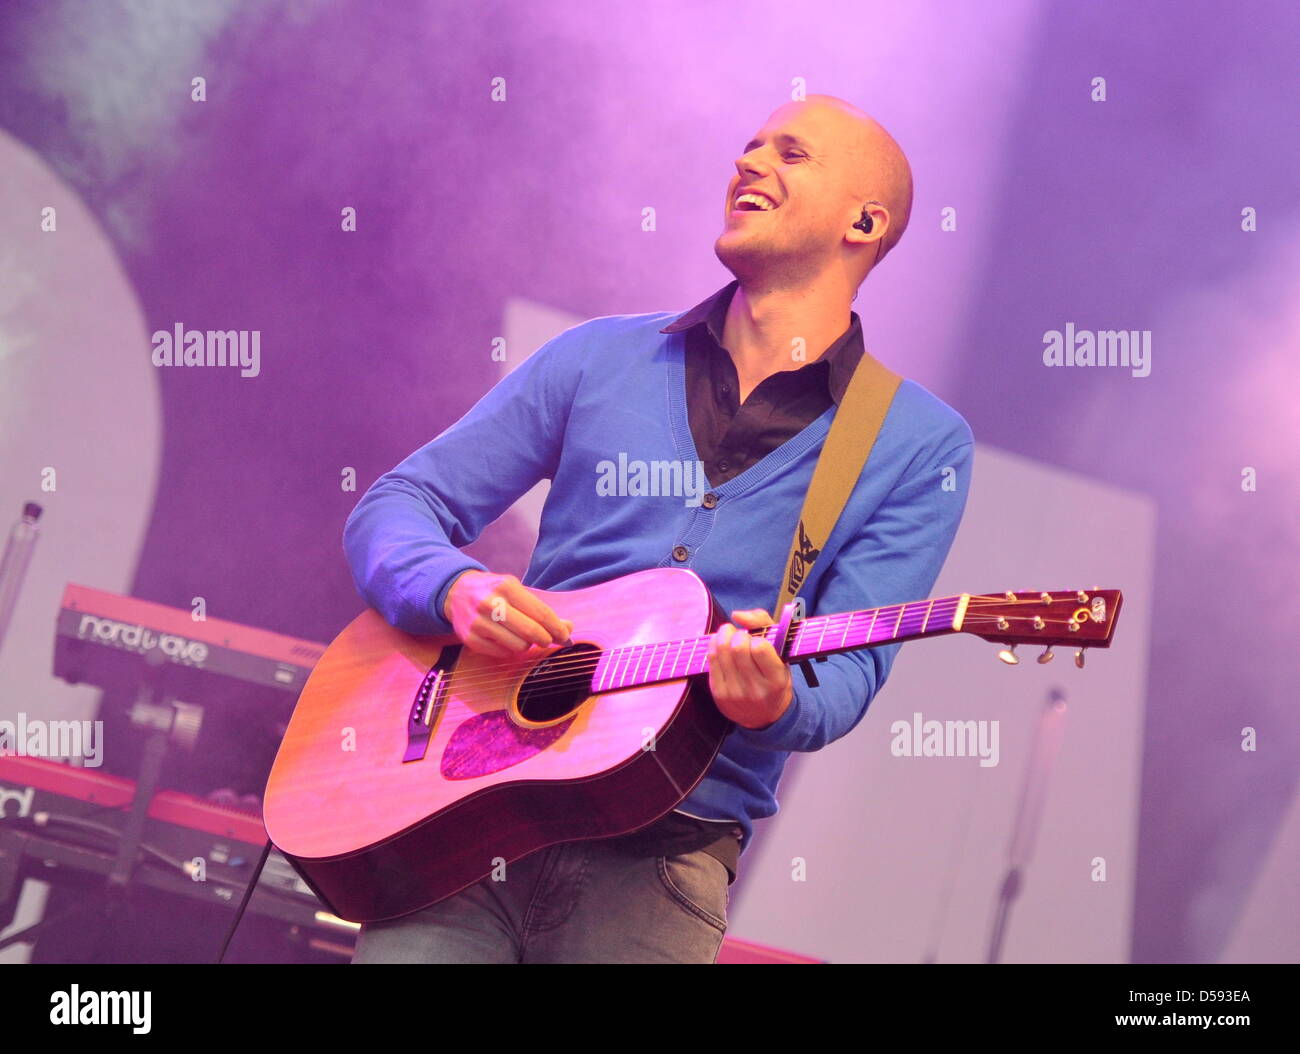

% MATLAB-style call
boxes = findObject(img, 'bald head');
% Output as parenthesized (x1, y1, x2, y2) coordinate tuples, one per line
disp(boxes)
(794, 95, 913, 262)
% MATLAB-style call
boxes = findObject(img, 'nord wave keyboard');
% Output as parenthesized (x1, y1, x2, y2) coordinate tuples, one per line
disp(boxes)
(54, 584, 325, 704)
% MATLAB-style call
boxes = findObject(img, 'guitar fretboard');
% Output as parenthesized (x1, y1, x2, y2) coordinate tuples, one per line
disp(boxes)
(592, 595, 964, 693)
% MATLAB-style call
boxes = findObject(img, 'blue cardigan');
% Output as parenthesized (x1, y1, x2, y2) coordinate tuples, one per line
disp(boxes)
(343, 308, 974, 850)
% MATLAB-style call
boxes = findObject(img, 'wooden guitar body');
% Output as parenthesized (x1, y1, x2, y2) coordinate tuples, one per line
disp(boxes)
(263, 568, 732, 922)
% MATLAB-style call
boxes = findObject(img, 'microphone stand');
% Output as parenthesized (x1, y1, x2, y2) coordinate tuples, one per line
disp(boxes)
(985, 686, 1068, 964)
(0, 502, 43, 662)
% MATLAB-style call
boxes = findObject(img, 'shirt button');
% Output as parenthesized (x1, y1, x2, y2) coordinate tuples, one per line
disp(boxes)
(672, 545, 689, 562)
(702, 492, 718, 509)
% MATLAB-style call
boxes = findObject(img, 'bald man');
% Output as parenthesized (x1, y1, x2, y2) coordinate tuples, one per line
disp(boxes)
(345, 96, 972, 964)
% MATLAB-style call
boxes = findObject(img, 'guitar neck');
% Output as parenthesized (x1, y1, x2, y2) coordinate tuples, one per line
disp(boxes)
(591, 595, 967, 694)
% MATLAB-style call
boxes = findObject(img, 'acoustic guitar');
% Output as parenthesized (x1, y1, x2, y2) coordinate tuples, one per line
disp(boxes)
(263, 567, 1122, 922)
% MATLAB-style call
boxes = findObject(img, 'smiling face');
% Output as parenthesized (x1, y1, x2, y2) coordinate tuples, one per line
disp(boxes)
(715, 97, 911, 287)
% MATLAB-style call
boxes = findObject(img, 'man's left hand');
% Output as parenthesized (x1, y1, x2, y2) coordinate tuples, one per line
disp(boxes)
(707, 609, 794, 730)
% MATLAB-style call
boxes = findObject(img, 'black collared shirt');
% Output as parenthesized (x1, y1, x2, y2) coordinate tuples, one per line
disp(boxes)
(603, 280, 866, 882)
(666, 279, 865, 487)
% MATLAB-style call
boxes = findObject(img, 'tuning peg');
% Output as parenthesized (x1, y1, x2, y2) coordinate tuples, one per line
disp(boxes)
(1074, 648, 1086, 668)
(997, 644, 1020, 665)
(1037, 646, 1055, 664)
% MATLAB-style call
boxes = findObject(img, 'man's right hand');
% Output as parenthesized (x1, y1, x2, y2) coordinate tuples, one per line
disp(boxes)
(443, 570, 574, 658)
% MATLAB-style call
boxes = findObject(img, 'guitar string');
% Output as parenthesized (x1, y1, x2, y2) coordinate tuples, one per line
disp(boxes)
(381, 602, 1102, 699)
(395, 608, 1097, 698)
(400, 610, 1096, 699)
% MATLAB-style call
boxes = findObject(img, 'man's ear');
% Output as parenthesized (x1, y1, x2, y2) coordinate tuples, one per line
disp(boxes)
(847, 201, 889, 247)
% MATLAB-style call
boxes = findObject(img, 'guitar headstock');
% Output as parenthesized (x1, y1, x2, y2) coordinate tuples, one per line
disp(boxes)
(956, 589, 1123, 667)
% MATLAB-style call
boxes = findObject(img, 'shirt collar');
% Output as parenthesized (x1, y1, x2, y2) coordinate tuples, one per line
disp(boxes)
(660, 280, 865, 404)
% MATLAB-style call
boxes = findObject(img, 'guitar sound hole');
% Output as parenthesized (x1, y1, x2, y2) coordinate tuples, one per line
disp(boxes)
(516, 643, 601, 724)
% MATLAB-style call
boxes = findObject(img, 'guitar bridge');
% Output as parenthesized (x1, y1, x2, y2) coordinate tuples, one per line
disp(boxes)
(403, 644, 461, 762)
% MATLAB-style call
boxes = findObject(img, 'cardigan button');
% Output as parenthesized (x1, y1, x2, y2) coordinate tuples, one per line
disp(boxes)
(671, 545, 689, 562)
(701, 492, 718, 509)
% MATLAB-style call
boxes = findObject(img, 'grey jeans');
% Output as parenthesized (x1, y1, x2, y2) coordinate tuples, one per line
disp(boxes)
(351, 838, 731, 964)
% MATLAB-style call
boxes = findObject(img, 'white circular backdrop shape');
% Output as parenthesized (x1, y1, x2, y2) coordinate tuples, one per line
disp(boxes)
(0, 129, 162, 726)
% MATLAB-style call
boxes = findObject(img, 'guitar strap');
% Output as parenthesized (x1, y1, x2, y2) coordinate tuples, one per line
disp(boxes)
(772, 347, 903, 618)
